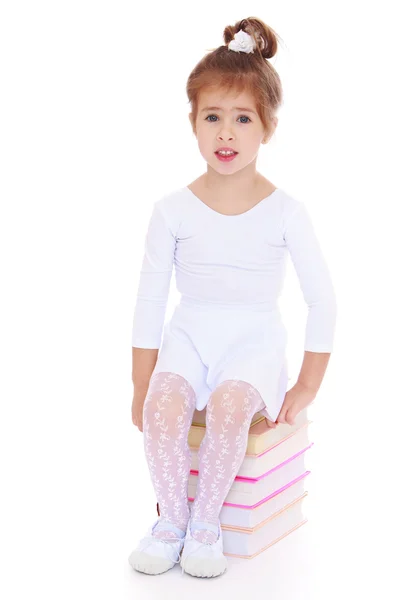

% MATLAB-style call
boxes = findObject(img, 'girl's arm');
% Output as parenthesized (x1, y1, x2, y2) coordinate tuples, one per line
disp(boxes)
(283, 201, 337, 390)
(132, 200, 176, 388)
(132, 347, 158, 393)
(297, 350, 331, 394)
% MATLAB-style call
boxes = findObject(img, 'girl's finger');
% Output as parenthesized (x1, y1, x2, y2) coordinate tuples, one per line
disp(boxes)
(285, 408, 296, 425)
(277, 408, 287, 423)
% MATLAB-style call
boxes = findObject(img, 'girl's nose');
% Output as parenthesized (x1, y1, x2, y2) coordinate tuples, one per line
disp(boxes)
(217, 133, 234, 141)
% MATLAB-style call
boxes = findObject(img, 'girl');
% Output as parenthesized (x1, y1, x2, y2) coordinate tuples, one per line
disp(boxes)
(128, 17, 337, 578)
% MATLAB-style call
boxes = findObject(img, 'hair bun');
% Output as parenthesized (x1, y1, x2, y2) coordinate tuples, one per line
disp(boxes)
(224, 16, 280, 59)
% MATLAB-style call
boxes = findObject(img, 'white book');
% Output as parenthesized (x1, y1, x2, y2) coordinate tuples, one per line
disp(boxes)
(188, 443, 312, 506)
(187, 471, 309, 529)
(220, 494, 308, 559)
(221, 473, 309, 529)
(190, 422, 311, 479)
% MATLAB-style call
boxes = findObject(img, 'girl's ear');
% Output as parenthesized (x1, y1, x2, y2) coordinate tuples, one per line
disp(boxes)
(270, 116, 279, 138)
(263, 116, 279, 144)
(189, 113, 196, 136)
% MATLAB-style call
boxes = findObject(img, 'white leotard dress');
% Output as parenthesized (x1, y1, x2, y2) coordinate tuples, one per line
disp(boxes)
(132, 186, 337, 421)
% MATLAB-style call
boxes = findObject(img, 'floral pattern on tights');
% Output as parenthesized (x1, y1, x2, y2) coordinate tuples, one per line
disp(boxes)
(143, 373, 265, 544)
(190, 379, 264, 543)
(143, 372, 196, 541)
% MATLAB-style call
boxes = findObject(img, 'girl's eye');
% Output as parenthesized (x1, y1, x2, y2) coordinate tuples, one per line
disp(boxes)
(205, 114, 251, 124)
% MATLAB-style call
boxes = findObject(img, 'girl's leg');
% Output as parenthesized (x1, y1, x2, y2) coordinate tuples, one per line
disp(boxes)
(143, 371, 197, 540)
(190, 379, 265, 544)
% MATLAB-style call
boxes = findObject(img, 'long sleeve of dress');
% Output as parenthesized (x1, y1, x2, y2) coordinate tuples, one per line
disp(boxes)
(283, 202, 337, 352)
(131, 201, 176, 349)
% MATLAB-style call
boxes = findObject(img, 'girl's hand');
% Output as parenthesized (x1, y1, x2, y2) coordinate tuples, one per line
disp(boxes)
(132, 390, 147, 433)
(265, 417, 278, 429)
(265, 382, 316, 428)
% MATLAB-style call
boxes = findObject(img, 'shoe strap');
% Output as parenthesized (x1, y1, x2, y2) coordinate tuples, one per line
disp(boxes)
(190, 520, 219, 536)
(153, 518, 186, 539)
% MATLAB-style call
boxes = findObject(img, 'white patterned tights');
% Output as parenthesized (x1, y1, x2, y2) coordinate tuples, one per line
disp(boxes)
(143, 371, 265, 544)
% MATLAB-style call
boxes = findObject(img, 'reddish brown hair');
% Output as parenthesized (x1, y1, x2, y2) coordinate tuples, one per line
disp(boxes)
(186, 17, 284, 139)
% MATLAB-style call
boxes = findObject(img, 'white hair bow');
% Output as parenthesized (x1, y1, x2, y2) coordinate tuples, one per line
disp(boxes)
(228, 29, 255, 54)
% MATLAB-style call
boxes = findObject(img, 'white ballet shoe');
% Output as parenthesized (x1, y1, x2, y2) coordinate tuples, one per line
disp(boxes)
(128, 517, 187, 575)
(180, 518, 228, 578)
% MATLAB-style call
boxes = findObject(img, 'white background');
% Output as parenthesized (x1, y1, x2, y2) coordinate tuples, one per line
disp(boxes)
(1, 1, 405, 598)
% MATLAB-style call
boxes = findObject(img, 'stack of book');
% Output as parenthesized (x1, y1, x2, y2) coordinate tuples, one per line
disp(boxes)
(156, 407, 313, 560)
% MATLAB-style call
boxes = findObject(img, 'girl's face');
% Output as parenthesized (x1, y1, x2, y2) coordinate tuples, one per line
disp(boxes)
(189, 88, 277, 174)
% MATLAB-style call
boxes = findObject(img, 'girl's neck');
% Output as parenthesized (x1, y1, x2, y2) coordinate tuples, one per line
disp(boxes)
(194, 172, 274, 204)
(195, 172, 269, 202)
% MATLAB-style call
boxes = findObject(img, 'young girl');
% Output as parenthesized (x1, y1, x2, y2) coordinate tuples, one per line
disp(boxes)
(128, 17, 337, 579)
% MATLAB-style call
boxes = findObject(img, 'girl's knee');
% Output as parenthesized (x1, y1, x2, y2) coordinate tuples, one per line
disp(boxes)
(208, 379, 263, 420)
(143, 371, 197, 428)
(149, 371, 196, 398)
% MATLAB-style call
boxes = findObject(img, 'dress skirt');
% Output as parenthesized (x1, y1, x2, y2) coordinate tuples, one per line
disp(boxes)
(150, 299, 289, 422)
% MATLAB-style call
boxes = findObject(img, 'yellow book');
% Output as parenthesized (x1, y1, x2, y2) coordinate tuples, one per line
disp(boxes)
(188, 407, 309, 456)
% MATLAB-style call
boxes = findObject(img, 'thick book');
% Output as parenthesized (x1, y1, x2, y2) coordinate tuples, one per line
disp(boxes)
(188, 470, 310, 529)
(191, 407, 266, 427)
(220, 494, 308, 559)
(187, 443, 312, 507)
(190, 420, 311, 479)
(188, 407, 310, 455)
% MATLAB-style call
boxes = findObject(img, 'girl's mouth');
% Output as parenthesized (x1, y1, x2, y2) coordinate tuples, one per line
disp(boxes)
(215, 151, 238, 162)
